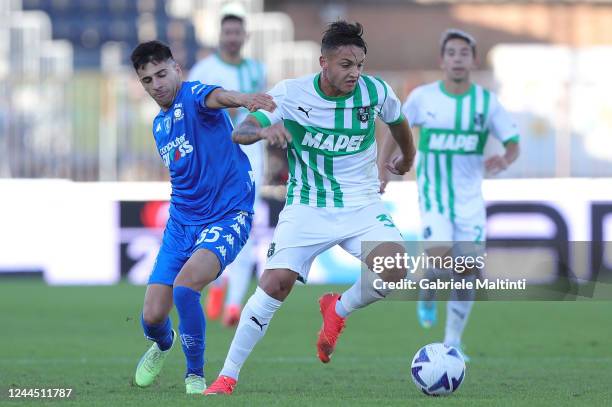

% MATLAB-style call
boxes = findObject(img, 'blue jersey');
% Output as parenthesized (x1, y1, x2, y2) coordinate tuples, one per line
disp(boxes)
(152, 81, 255, 225)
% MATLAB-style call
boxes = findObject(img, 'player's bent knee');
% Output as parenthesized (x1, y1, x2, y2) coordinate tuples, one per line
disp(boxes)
(366, 242, 408, 282)
(142, 307, 169, 325)
(142, 284, 173, 324)
(259, 268, 298, 301)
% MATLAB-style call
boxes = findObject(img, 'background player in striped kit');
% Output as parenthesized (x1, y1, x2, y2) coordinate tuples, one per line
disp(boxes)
(204, 20, 416, 395)
(382, 29, 520, 360)
(189, 3, 267, 328)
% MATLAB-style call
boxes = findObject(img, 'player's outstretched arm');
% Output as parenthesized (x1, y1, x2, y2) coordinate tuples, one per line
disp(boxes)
(383, 119, 416, 177)
(485, 141, 520, 175)
(204, 89, 276, 112)
(232, 116, 292, 148)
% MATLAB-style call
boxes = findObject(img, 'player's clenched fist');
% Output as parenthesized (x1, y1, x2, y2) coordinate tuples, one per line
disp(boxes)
(259, 123, 292, 148)
(484, 155, 509, 175)
(385, 154, 413, 176)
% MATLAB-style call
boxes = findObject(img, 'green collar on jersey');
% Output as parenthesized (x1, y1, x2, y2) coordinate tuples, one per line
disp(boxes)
(215, 52, 245, 67)
(313, 73, 357, 102)
(439, 80, 474, 99)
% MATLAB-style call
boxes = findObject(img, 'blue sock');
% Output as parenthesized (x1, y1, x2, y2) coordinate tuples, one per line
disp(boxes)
(141, 315, 174, 351)
(173, 285, 206, 378)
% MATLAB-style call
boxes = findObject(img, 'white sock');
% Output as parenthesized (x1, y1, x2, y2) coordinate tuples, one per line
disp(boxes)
(444, 300, 474, 346)
(226, 238, 256, 307)
(211, 274, 226, 288)
(219, 287, 282, 379)
(335, 298, 350, 318)
(444, 273, 476, 346)
(338, 271, 390, 317)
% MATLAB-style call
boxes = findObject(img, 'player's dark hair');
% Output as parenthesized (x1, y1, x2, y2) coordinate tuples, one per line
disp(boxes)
(130, 40, 174, 71)
(221, 14, 244, 26)
(321, 20, 367, 55)
(440, 29, 477, 57)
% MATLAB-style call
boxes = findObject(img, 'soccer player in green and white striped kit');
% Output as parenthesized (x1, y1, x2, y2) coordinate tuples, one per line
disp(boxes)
(204, 20, 416, 395)
(383, 29, 520, 361)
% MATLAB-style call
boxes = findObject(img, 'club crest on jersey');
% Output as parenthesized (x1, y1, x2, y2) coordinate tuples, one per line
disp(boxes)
(174, 107, 183, 121)
(173, 103, 184, 123)
(473, 113, 485, 128)
(357, 107, 370, 123)
(163, 116, 172, 134)
(267, 242, 276, 258)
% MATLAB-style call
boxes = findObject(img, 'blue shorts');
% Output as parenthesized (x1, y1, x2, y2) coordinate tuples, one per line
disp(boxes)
(148, 210, 253, 286)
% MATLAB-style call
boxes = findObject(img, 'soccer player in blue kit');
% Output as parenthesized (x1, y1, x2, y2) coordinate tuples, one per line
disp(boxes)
(129, 41, 275, 394)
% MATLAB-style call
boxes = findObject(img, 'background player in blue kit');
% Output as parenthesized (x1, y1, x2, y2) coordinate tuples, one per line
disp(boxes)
(129, 40, 275, 394)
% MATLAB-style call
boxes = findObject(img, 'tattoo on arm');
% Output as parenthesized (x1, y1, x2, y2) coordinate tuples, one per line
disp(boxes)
(232, 118, 262, 145)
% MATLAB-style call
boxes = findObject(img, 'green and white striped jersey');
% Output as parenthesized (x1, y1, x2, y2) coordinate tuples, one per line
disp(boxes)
(188, 53, 266, 125)
(403, 81, 519, 221)
(251, 73, 405, 208)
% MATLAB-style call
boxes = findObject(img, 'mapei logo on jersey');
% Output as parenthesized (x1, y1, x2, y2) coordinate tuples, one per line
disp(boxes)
(357, 107, 370, 123)
(159, 133, 193, 167)
(302, 132, 365, 153)
(428, 132, 480, 152)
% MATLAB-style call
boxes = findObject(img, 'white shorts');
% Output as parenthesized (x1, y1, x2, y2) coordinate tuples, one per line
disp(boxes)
(420, 210, 486, 259)
(265, 201, 403, 282)
(420, 210, 486, 243)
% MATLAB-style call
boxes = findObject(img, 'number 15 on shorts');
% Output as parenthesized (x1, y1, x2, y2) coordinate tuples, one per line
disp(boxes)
(196, 226, 222, 245)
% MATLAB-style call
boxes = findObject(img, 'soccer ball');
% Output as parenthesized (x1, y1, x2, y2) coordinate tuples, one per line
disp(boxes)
(410, 343, 466, 396)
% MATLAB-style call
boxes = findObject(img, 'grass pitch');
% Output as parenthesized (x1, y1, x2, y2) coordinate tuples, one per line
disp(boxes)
(1, 279, 611, 406)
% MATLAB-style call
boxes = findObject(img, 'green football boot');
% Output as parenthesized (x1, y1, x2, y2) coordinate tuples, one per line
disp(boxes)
(134, 329, 176, 387)
(185, 374, 206, 394)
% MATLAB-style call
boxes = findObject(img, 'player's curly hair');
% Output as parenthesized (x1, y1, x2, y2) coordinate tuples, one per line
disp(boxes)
(321, 20, 367, 55)
(130, 40, 174, 71)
